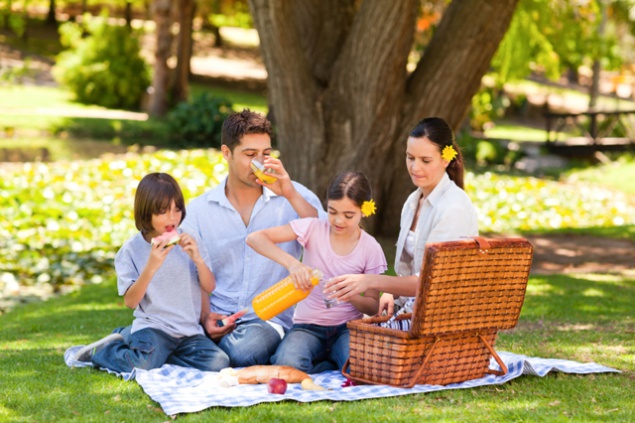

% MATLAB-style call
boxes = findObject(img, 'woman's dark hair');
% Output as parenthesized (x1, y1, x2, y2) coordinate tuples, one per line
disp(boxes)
(326, 171, 372, 207)
(134, 173, 186, 234)
(409, 117, 465, 189)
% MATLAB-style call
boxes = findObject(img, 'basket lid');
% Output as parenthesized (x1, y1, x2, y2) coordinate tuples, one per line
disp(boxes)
(408, 237, 534, 338)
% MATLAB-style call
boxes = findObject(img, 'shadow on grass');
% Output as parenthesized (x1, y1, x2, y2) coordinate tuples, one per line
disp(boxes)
(50, 116, 172, 148)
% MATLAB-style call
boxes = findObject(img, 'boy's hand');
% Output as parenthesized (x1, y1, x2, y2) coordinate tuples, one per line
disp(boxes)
(147, 238, 174, 270)
(178, 232, 204, 264)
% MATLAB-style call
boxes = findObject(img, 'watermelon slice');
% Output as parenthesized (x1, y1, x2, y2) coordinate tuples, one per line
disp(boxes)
(151, 230, 181, 248)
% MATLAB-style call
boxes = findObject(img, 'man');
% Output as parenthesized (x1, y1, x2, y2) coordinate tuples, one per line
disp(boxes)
(181, 109, 324, 366)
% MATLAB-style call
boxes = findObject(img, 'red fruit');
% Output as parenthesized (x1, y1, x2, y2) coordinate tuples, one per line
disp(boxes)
(267, 378, 287, 394)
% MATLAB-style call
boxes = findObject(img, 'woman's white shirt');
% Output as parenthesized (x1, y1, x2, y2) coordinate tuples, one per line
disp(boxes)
(394, 172, 479, 278)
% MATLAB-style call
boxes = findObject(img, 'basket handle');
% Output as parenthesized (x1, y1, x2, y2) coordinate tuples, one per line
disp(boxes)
(479, 333, 508, 376)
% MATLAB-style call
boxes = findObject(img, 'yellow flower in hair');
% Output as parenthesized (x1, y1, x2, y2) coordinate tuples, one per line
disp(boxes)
(361, 199, 377, 217)
(441, 145, 458, 162)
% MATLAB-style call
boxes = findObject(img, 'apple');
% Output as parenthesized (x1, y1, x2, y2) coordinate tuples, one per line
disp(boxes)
(267, 377, 287, 394)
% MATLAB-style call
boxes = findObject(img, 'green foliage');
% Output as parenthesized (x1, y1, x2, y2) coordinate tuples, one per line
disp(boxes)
(469, 85, 509, 131)
(0, 149, 228, 291)
(1, 149, 634, 293)
(52, 14, 150, 110)
(466, 170, 635, 233)
(167, 92, 234, 148)
(207, 0, 253, 28)
(492, 0, 623, 85)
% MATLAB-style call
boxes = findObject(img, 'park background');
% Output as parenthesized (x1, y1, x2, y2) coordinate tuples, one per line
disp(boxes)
(0, 0, 634, 421)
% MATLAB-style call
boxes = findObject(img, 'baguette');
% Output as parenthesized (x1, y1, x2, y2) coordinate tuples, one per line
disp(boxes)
(236, 365, 309, 384)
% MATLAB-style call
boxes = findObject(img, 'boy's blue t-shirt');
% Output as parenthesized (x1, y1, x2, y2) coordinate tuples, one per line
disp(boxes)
(115, 231, 213, 338)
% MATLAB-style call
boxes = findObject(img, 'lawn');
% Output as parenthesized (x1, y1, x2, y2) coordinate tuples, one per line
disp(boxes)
(0, 273, 633, 421)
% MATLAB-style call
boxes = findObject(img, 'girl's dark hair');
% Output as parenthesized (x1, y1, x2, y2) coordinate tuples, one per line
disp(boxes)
(326, 171, 372, 208)
(409, 117, 465, 189)
(134, 173, 186, 234)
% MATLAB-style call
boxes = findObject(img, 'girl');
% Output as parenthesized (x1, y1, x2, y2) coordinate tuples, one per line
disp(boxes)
(79, 173, 230, 373)
(246, 171, 387, 373)
(325, 117, 478, 320)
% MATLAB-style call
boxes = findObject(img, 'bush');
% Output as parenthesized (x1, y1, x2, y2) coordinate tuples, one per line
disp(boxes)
(167, 92, 234, 148)
(53, 14, 150, 110)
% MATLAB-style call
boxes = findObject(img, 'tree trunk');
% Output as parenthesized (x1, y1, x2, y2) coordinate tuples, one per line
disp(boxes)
(124, 1, 133, 28)
(172, 0, 194, 104)
(148, 0, 172, 117)
(46, 0, 57, 26)
(250, 0, 519, 237)
(588, 2, 607, 110)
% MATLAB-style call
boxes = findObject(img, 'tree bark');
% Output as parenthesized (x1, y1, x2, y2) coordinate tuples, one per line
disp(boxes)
(148, 0, 172, 117)
(172, 0, 194, 104)
(250, 0, 519, 237)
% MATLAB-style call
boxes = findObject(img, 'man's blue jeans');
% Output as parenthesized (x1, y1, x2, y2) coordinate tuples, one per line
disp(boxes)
(92, 327, 230, 373)
(271, 323, 349, 373)
(218, 318, 282, 367)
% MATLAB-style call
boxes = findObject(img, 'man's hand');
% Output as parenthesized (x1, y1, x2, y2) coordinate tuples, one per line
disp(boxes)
(202, 311, 235, 341)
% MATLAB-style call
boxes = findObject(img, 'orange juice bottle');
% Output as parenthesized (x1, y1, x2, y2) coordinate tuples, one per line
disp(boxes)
(252, 269, 322, 321)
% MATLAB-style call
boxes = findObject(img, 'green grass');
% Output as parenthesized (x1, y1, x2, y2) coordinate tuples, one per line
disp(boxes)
(1, 274, 633, 421)
(485, 122, 551, 142)
(520, 224, 635, 244)
(564, 155, 635, 196)
(190, 82, 268, 114)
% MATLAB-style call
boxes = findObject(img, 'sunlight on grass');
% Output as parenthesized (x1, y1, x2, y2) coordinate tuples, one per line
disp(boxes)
(485, 123, 549, 142)
(582, 288, 606, 297)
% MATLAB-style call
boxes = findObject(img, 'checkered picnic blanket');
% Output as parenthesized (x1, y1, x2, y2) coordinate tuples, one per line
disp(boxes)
(64, 346, 619, 416)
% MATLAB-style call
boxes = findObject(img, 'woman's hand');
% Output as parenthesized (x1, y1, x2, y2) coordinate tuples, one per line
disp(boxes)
(324, 274, 371, 302)
(378, 293, 394, 316)
(288, 263, 314, 291)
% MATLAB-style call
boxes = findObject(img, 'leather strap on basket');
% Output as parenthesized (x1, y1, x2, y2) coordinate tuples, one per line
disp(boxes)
(471, 236, 490, 255)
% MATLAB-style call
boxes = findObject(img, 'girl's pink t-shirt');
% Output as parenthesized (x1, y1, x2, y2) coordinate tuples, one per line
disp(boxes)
(289, 218, 387, 326)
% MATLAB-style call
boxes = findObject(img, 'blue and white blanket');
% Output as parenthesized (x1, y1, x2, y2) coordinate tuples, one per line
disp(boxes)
(64, 346, 619, 416)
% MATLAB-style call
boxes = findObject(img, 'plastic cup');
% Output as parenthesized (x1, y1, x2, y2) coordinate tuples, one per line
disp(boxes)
(250, 158, 278, 184)
(322, 280, 341, 309)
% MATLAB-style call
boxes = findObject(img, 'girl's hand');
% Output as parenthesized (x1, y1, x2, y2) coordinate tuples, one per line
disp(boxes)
(324, 274, 369, 302)
(378, 293, 394, 316)
(288, 263, 314, 291)
(178, 232, 203, 264)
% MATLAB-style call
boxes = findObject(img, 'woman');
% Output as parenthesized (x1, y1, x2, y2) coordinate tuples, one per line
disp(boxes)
(324, 117, 478, 316)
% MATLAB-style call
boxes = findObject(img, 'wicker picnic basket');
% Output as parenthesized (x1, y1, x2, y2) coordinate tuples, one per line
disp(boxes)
(343, 237, 534, 388)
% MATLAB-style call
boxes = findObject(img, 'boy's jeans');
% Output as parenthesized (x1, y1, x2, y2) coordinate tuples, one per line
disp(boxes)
(92, 327, 230, 373)
(271, 323, 349, 373)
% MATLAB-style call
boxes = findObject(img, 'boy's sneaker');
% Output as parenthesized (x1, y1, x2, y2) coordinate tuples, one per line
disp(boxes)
(73, 333, 124, 362)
